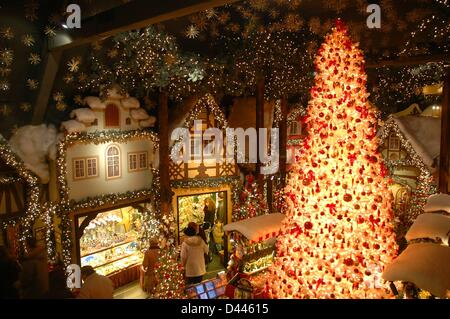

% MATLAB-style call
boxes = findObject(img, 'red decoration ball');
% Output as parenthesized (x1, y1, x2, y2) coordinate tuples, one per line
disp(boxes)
(304, 221, 313, 230)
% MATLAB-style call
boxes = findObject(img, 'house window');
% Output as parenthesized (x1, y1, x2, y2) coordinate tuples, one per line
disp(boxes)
(106, 145, 121, 179)
(73, 159, 85, 179)
(126, 117, 132, 125)
(105, 104, 120, 127)
(86, 158, 98, 177)
(389, 134, 400, 151)
(139, 152, 148, 169)
(128, 152, 148, 172)
(129, 153, 138, 171)
(289, 121, 301, 135)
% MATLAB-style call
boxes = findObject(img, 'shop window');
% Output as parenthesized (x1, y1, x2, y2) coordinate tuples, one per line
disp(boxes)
(106, 145, 121, 179)
(389, 134, 400, 151)
(125, 117, 132, 125)
(73, 159, 86, 179)
(105, 104, 120, 127)
(86, 157, 98, 178)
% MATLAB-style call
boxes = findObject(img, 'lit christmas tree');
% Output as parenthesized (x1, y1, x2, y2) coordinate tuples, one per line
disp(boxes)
(233, 174, 268, 221)
(267, 20, 398, 299)
(153, 214, 186, 299)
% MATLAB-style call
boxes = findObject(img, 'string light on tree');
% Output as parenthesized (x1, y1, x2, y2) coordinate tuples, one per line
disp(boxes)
(267, 20, 398, 299)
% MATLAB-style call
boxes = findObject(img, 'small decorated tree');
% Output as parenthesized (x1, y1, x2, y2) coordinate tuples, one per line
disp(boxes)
(153, 214, 186, 299)
(267, 20, 398, 299)
(233, 174, 268, 221)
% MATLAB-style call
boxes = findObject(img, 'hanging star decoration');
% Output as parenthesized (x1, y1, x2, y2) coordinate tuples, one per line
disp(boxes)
(20, 102, 32, 112)
(28, 53, 41, 65)
(1, 27, 15, 40)
(63, 74, 74, 84)
(25, 0, 39, 22)
(67, 57, 81, 72)
(205, 8, 217, 19)
(0, 104, 11, 116)
(74, 95, 83, 105)
(0, 79, 10, 91)
(53, 91, 64, 102)
(21, 34, 35, 47)
(44, 26, 57, 37)
(26, 79, 39, 90)
(185, 25, 199, 39)
(0, 49, 14, 66)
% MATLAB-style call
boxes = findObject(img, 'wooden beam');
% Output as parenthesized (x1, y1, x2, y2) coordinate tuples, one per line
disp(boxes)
(51, 0, 239, 52)
(256, 77, 265, 192)
(279, 96, 288, 188)
(439, 70, 450, 194)
(158, 91, 171, 216)
(31, 51, 62, 124)
(366, 53, 450, 69)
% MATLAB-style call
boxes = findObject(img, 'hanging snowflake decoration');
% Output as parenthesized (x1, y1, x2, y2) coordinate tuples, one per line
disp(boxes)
(185, 25, 199, 39)
(22, 34, 35, 47)
(28, 53, 41, 65)
(218, 11, 231, 25)
(67, 57, 81, 72)
(78, 72, 87, 83)
(1, 27, 15, 40)
(44, 26, 57, 37)
(20, 102, 32, 112)
(26, 79, 39, 90)
(187, 68, 204, 82)
(53, 91, 64, 102)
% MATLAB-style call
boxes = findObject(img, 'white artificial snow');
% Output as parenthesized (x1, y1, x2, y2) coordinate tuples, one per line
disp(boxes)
(423, 193, 450, 213)
(405, 213, 450, 243)
(223, 213, 285, 242)
(140, 116, 157, 128)
(84, 96, 106, 110)
(70, 108, 97, 124)
(121, 97, 140, 109)
(106, 86, 126, 99)
(130, 108, 150, 120)
(383, 243, 450, 297)
(61, 120, 86, 134)
(393, 116, 441, 170)
(8, 124, 59, 184)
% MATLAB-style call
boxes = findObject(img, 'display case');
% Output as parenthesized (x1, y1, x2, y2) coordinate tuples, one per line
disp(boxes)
(78, 207, 144, 277)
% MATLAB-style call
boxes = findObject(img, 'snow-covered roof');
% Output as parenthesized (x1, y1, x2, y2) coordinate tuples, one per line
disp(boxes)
(383, 243, 450, 297)
(393, 103, 422, 118)
(405, 213, 450, 243)
(223, 213, 285, 243)
(381, 115, 441, 169)
(70, 108, 96, 124)
(423, 193, 450, 213)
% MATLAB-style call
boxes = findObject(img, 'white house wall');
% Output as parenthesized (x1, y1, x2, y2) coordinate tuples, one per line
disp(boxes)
(66, 139, 155, 202)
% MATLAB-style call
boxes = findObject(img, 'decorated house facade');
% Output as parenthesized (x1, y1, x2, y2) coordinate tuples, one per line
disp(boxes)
(46, 91, 160, 288)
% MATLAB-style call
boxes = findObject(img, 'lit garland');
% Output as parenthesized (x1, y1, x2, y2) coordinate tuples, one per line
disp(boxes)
(378, 116, 437, 230)
(55, 129, 160, 268)
(0, 135, 41, 253)
(42, 202, 58, 264)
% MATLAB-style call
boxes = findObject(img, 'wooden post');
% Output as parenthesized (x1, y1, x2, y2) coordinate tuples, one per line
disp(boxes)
(439, 71, 450, 194)
(158, 91, 172, 215)
(256, 77, 265, 193)
(279, 96, 288, 188)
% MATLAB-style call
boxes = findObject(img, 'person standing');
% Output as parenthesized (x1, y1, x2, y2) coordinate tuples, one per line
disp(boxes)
(20, 238, 49, 299)
(142, 239, 159, 294)
(77, 266, 114, 299)
(181, 226, 208, 285)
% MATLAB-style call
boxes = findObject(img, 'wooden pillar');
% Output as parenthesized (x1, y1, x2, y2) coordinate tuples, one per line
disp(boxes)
(439, 71, 450, 194)
(256, 77, 265, 193)
(158, 91, 171, 215)
(279, 96, 288, 188)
